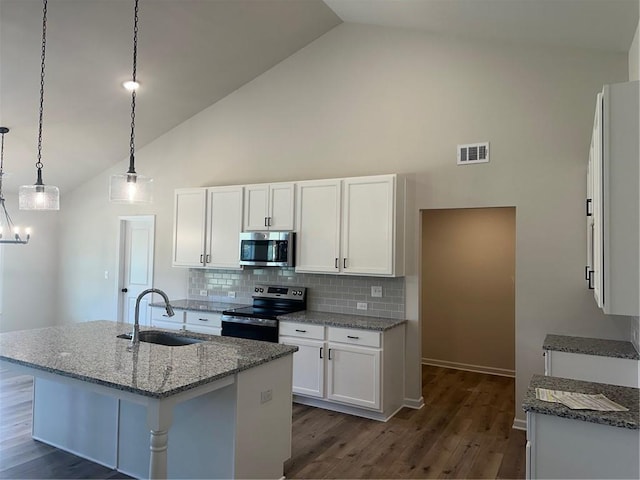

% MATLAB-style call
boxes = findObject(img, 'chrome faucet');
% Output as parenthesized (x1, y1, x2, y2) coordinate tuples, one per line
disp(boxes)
(131, 288, 175, 345)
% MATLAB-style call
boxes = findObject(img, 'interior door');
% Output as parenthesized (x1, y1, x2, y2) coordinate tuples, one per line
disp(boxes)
(119, 216, 155, 326)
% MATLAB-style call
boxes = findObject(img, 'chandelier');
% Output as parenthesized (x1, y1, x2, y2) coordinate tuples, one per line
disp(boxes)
(0, 127, 31, 245)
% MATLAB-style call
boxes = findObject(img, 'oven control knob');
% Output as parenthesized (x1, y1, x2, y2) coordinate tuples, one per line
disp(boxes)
(259, 288, 264, 292)
(254, 287, 259, 292)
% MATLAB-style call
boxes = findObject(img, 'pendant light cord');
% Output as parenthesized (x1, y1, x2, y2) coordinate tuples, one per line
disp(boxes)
(128, 0, 139, 175)
(0, 130, 6, 200)
(36, 0, 47, 176)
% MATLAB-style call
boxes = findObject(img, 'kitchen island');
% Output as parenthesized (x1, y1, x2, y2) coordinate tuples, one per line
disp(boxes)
(0, 321, 297, 479)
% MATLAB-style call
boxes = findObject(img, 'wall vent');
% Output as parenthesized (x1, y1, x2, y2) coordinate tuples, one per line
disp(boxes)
(457, 142, 489, 165)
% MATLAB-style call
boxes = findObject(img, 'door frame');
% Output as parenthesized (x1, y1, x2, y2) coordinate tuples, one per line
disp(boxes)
(116, 215, 156, 323)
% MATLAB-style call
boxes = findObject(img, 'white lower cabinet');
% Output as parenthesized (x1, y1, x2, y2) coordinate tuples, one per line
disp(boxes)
(149, 306, 185, 331)
(279, 321, 404, 420)
(326, 342, 380, 410)
(184, 311, 222, 336)
(544, 349, 638, 388)
(526, 411, 639, 479)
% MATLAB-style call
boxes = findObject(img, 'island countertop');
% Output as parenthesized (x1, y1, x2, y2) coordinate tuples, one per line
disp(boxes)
(0, 320, 296, 399)
(543, 334, 639, 360)
(522, 374, 639, 430)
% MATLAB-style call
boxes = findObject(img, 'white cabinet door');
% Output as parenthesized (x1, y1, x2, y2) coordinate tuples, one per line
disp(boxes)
(173, 188, 207, 267)
(244, 183, 295, 231)
(280, 336, 325, 398)
(591, 92, 604, 308)
(341, 175, 395, 275)
(326, 342, 381, 410)
(269, 183, 295, 230)
(206, 186, 243, 269)
(295, 180, 341, 273)
(244, 184, 270, 230)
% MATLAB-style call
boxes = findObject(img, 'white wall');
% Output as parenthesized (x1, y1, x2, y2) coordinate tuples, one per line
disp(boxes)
(57, 23, 629, 421)
(0, 193, 59, 332)
(630, 2, 640, 81)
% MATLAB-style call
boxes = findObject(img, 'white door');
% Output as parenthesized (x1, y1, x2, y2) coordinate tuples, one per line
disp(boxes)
(119, 216, 155, 326)
(326, 343, 381, 410)
(280, 336, 325, 398)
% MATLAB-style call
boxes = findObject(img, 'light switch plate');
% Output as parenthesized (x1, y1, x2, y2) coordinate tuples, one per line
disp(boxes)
(371, 286, 382, 297)
(357, 302, 368, 310)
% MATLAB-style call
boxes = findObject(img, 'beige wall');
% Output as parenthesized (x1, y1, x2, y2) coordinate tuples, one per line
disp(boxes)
(0, 193, 59, 332)
(56, 23, 630, 421)
(630, 1, 640, 81)
(422, 207, 515, 374)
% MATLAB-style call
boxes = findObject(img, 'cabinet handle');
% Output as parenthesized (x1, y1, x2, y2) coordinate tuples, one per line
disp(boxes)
(586, 198, 593, 217)
(200, 254, 204, 264)
(347, 335, 360, 340)
(295, 329, 307, 333)
(268, 216, 272, 227)
(585, 265, 590, 281)
(198, 318, 209, 322)
(343, 258, 347, 269)
(319, 347, 323, 359)
(328, 348, 332, 360)
(206, 254, 211, 263)
(588, 270, 594, 290)
(335, 258, 338, 269)
(264, 217, 268, 227)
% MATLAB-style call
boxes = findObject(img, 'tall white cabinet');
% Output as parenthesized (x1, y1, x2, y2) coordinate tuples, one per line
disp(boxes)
(585, 81, 639, 316)
(295, 174, 404, 277)
(173, 186, 244, 268)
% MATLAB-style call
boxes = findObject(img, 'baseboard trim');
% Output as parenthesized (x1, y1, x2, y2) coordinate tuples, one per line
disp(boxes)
(422, 358, 515, 378)
(403, 396, 425, 409)
(512, 418, 527, 431)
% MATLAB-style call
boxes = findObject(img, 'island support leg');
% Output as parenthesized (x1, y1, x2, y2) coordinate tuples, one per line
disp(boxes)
(147, 399, 173, 479)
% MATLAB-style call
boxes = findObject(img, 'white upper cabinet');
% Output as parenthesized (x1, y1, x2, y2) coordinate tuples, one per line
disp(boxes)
(586, 81, 639, 316)
(244, 182, 295, 231)
(206, 186, 244, 269)
(173, 186, 243, 269)
(296, 174, 404, 277)
(342, 175, 397, 276)
(173, 188, 207, 267)
(295, 180, 342, 273)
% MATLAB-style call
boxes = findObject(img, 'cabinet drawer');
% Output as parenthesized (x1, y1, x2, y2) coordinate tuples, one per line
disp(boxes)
(328, 327, 380, 348)
(279, 321, 324, 340)
(184, 323, 221, 336)
(185, 311, 222, 328)
(152, 320, 184, 332)
(150, 307, 184, 325)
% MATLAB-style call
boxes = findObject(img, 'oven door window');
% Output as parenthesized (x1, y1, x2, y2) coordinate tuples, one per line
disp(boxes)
(240, 240, 288, 263)
(221, 321, 278, 343)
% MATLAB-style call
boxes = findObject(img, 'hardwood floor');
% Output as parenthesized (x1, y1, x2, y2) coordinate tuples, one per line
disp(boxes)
(0, 365, 525, 479)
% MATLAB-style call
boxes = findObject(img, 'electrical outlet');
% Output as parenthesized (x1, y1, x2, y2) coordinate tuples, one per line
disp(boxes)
(228, 291, 236, 298)
(260, 389, 272, 404)
(371, 286, 382, 297)
(199, 290, 207, 296)
(104, 270, 109, 280)
(357, 302, 368, 311)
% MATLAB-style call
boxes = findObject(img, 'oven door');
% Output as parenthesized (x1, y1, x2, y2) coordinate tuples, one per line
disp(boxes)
(221, 316, 279, 343)
(239, 231, 294, 267)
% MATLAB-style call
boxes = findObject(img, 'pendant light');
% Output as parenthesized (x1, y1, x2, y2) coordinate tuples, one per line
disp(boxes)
(109, 0, 152, 204)
(19, 0, 60, 211)
(0, 128, 31, 244)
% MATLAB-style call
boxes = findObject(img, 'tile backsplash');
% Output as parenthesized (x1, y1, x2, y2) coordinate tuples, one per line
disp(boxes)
(188, 268, 405, 319)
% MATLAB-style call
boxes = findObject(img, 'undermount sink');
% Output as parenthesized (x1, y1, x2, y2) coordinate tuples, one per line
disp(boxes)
(117, 330, 204, 347)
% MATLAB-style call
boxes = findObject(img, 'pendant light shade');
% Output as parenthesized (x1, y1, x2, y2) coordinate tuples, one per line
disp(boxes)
(109, 0, 152, 204)
(19, 0, 59, 211)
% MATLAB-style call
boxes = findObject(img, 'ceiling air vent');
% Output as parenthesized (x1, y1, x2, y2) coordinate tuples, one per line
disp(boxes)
(457, 142, 489, 165)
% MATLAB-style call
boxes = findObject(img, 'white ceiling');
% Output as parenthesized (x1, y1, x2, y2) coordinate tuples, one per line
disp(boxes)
(0, 0, 637, 195)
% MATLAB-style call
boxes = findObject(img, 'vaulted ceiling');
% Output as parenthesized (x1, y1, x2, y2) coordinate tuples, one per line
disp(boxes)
(1, 0, 637, 194)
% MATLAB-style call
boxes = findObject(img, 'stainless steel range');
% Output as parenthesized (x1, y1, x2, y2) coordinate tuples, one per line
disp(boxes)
(221, 285, 306, 342)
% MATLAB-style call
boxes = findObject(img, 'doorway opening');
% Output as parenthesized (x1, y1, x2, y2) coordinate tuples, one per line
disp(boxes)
(117, 215, 155, 326)
(421, 207, 515, 377)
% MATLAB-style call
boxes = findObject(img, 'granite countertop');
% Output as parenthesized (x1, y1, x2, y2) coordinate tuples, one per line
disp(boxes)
(278, 310, 406, 331)
(150, 299, 249, 313)
(0, 320, 296, 399)
(523, 374, 639, 430)
(543, 334, 640, 360)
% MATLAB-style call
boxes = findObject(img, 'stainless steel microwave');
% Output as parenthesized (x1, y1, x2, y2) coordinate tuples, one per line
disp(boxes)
(239, 231, 295, 267)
